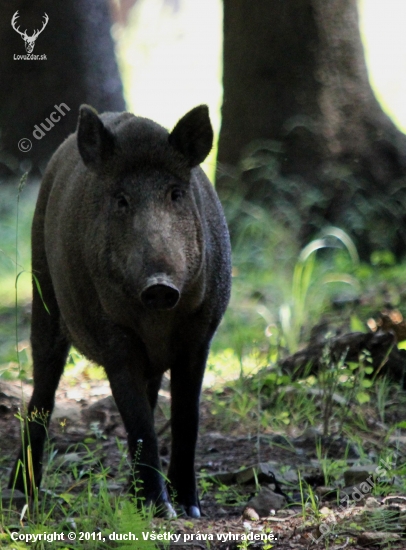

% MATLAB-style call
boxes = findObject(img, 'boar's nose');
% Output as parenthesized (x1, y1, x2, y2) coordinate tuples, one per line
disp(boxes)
(141, 276, 180, 310)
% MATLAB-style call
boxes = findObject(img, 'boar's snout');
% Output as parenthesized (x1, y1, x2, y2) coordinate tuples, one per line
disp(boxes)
(140, 275, 180, 310)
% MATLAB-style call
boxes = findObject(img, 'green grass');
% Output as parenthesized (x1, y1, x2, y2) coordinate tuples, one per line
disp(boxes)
(208, 191, 406, 391)
(0, 183, 35, 306)
(0, 182, 37, 382)
(4, 436, 169, 549)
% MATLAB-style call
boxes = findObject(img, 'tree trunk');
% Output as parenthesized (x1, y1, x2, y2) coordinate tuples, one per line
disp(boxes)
(218, 0, 406, 256)
(0, 0, 125, 178)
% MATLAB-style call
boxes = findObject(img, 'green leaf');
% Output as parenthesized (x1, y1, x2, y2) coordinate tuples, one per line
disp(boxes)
(370, 250, 395, 267)
(32, 273, 50, 314)
(347, 362, 359, 371)
(396, 421, 406, 429)
(59, 493, 74, 504)
(356, 391, 370, 404)
(116, 500, 165, 549)
(350, 315, 366, 333)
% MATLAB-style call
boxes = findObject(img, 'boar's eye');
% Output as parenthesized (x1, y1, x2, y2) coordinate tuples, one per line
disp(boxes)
(114, 193, 130, 212)
(171, 188, 184, 202)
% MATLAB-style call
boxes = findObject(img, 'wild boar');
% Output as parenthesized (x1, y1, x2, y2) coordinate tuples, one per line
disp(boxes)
(9, 104, 231, 518)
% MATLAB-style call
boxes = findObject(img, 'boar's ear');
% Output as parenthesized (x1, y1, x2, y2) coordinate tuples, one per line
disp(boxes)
(77, 105, 115, 169)
(169, 105, 213, 167)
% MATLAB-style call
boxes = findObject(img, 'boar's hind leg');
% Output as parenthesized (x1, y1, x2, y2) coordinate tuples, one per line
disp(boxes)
(105, 362, 174, 517)
(168, 345, 209, 518)
(9, 276, 69, 494)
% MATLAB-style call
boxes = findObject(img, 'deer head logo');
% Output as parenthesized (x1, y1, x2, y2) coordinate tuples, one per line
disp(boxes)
(11, 11, 49, 54)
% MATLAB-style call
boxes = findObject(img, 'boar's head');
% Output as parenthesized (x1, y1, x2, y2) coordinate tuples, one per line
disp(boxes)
(75, 105, 214, 317)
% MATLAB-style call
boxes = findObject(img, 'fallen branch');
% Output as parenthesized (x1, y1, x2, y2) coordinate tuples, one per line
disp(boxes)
(278, 331, 406, 388)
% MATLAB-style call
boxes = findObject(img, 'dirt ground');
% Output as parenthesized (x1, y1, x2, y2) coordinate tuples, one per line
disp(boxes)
(1, 373, 406, 549)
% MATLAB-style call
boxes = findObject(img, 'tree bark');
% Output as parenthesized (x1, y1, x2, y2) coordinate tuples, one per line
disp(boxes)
(218, 0, 406, 256)
(0, 0, 125, 178)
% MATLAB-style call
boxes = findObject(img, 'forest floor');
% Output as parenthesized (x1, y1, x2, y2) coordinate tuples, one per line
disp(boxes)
(1, 366, 405, 550)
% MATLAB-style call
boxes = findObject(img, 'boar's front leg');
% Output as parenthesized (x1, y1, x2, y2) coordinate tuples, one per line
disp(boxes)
(104, 357, 174, 517)
(168, 344, 209, 518)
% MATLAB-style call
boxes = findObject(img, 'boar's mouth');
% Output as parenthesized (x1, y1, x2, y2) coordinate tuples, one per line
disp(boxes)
(140, 275, 180, 310)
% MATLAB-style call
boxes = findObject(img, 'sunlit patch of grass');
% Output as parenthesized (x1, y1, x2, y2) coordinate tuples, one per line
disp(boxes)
(64, 348, 106, 382)
(210, 197, 364, 383)
(206, 348, 267, 388)
(203, 195, 406, 442)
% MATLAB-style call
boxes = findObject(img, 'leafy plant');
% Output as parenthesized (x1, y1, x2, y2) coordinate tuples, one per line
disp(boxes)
(280, 227, 359, 354)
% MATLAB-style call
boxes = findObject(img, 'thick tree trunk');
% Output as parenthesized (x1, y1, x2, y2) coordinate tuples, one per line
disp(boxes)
(218, 0, 406, 256)
(0, 0, 125, 178)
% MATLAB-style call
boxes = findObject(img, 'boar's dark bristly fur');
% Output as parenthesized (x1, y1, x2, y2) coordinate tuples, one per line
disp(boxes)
(9, 105, 231, 518)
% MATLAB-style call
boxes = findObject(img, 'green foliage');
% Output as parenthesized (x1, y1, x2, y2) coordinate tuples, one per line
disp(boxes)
(280, 227, 359, 353)
(214, 193, 370, 377)
(207, 189, 406, 449)
(115, 501, 165, 550)
(316, 343, 377, 436)
(0, 182, 34, 305)
(3, 430, 168, 550)
(0, 180, 36, 380)
(199, 473, 258, 509)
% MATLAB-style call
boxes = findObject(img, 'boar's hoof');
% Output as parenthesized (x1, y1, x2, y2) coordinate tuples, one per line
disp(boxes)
(141, 279, 180, 310)
(155, 501, 177, 519)
(144, 496, 177, 518)
(181, 505, 201, 519)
